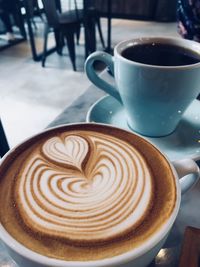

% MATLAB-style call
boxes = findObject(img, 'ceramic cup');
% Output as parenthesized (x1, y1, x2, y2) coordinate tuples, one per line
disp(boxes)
(85, 37, 200, 137)
(0, 123, 199, 267)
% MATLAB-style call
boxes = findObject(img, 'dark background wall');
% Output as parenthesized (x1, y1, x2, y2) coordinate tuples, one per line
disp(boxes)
(91, 0, 177, 22)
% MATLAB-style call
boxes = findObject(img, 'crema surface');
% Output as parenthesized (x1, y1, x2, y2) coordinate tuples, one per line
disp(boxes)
(0, 125, 176, 261)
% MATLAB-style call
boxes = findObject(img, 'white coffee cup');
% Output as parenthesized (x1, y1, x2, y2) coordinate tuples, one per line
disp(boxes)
(0, 123, 199, 267)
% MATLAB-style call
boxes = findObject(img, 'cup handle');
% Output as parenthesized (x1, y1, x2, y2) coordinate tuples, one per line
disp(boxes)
(85, 51, 122, 103)
(172, 159, 200, 194)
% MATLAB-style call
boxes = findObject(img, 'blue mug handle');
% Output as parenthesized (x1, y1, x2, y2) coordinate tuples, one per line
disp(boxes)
(85, 51, 122, 104)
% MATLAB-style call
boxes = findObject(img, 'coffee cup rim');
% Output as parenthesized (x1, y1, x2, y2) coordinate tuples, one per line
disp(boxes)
(0, 122, 181, 267)
(115, 36, 200, 69)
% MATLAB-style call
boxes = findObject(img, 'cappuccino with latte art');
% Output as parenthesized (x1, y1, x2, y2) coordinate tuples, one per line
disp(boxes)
(0, 124, 176, 261)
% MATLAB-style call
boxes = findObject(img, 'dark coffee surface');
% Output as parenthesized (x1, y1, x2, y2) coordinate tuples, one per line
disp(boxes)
(122, 43, 200, 66)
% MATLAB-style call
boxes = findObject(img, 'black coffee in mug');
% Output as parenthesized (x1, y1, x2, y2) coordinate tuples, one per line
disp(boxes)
(122, 43, 200, 66)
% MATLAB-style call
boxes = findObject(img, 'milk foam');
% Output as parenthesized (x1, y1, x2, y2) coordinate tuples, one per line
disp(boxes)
(16, 132, 153, 243)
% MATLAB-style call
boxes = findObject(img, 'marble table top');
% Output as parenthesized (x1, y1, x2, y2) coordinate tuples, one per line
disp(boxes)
(1, 71, 200, 267)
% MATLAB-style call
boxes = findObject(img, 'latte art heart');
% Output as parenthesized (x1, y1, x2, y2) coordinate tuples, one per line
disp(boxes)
(15, 132, 153, 244)
(42, 135, 89, 170)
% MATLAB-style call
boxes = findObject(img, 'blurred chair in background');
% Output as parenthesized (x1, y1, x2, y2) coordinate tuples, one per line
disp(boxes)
(41, 0, 105, 71)
(83, 0, 105, 56)
(25, 0, 44, 30)
(42, 0, 84, 71)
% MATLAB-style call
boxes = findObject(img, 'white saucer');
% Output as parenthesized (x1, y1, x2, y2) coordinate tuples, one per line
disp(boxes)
(86, 96, 200, 161)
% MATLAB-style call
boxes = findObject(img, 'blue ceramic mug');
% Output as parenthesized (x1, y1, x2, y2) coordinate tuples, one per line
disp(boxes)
(85, 37, 200, 137)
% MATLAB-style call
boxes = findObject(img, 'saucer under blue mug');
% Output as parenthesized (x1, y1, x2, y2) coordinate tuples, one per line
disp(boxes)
(86, 96, 200, 162)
